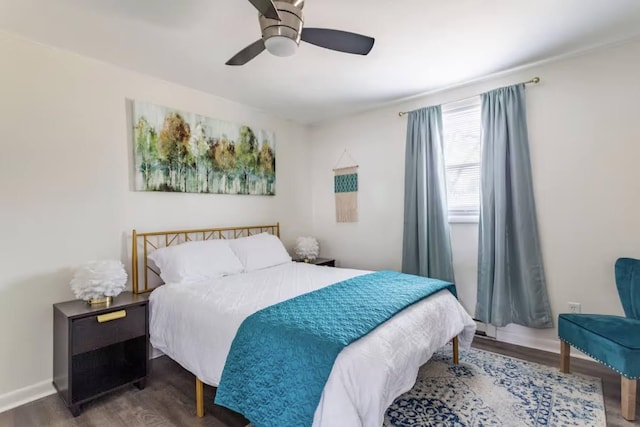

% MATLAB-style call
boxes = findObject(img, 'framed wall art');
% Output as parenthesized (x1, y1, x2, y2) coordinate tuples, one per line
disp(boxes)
(132, 101, 276, 195)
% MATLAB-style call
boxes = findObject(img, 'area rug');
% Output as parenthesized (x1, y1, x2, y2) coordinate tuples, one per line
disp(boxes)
(384, 346, 606, 427)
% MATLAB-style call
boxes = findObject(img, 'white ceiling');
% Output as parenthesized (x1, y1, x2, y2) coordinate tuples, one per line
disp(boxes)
(1, 0, 640, 124)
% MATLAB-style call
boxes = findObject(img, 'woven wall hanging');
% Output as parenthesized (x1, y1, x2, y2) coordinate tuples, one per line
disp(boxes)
(333, 150, 358, 223)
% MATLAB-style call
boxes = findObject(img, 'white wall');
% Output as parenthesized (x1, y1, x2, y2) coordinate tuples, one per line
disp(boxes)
(0, 32, 312, 409)
(3, 27, 640, 413)
(309, 39, 640, 352)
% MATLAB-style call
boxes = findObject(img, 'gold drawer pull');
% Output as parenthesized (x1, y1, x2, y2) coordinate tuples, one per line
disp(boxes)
(97, 310, 127, 323)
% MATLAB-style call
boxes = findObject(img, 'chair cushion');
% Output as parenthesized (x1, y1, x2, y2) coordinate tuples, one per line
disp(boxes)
(558, 313, 640, 378)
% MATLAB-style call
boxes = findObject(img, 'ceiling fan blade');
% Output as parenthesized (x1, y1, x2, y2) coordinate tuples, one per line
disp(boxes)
(226, 39, 266, 66)
(301, 28, 375, 55)
(248, 0, 281, 20)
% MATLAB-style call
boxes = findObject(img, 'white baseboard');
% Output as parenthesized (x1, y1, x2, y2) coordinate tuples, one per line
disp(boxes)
(495, 328, 594, 362)
(1, 347, 165, 414)
(0, 379, 56, 414)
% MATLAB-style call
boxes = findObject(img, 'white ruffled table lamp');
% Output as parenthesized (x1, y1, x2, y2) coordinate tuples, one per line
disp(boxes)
(70, 260, 127, 306)
(294, 236, 320, 262)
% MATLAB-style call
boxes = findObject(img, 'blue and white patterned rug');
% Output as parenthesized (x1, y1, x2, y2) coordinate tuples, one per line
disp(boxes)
(384, 346, 606, 427)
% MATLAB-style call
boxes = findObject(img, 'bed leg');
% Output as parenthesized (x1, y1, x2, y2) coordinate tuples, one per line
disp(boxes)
(196, 377, 204, 418)
(452, 336, 459, 364)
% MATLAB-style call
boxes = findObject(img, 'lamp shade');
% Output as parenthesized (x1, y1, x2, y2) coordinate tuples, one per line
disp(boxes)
(294, 237, 319, 261)
(70, 260, 127, 302)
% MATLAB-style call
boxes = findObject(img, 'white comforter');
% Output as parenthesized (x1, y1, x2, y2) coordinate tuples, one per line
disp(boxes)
(149, 262, 476, 427)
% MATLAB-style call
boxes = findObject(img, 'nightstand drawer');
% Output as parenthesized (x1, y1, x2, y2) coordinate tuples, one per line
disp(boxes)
(72, 305, 146, 355)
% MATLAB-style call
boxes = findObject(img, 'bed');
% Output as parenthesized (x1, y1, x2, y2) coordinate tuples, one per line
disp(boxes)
(131, 224, 476, 426)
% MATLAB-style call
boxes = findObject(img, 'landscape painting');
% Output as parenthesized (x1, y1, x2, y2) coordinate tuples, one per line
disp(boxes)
(132, 101, 276, 195)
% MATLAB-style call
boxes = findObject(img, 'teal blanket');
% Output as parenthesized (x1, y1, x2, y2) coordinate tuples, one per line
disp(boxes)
(214, 270, 455, 427)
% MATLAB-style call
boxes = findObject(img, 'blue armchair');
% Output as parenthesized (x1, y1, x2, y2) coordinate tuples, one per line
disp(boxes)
(558, 257, 640, 421)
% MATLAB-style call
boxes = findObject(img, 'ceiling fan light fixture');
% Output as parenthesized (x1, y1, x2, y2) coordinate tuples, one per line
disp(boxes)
(225, 0, 374, 65)
(264, 36, 298, 57)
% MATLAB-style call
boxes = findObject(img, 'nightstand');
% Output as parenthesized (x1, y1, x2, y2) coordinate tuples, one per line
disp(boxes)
(296, 257, 336, 267)
(52, 292, 149, 416)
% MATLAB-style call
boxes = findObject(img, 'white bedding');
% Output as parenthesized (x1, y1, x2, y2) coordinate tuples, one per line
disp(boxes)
(149, 262, 476, 427)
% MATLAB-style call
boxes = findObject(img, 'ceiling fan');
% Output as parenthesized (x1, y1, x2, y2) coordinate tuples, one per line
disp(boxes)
(226, 0, 375, 66)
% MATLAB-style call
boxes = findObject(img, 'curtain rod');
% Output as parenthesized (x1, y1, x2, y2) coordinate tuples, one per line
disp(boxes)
(398, 77, 541, 117)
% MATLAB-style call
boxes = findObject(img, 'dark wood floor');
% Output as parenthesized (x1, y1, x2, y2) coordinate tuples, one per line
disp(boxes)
(1, 337, 637, 426)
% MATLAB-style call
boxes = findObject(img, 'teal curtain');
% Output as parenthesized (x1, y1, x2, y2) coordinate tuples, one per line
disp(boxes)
(402, 106, 455, 282)
(476, 84, 552, 328)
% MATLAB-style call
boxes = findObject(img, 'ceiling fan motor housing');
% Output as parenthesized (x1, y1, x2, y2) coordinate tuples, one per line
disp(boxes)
(259, 0, 304, 54)
(225, 0, 373, 65)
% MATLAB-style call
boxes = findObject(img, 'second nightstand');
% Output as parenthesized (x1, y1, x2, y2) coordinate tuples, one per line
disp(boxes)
(296, 257, 336, 267)
(53, 292, 149, 416)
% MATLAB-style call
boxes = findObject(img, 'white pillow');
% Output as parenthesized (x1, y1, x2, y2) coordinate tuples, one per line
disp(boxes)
(229, 233, 292, 272)
(148, 239, 244, 284)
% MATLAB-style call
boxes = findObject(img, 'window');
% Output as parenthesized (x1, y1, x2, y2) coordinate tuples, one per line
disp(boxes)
(442, 96, 481, 222)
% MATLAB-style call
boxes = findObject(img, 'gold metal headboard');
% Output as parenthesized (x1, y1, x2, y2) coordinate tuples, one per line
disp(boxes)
(131, 223, 280, 294)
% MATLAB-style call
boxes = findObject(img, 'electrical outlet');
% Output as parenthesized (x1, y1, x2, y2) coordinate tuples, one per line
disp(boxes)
(568, 302, 581, 314)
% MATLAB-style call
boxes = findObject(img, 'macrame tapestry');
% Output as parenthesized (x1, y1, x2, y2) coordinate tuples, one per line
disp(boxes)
(334, 166, 358, 222)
